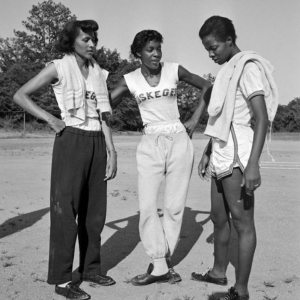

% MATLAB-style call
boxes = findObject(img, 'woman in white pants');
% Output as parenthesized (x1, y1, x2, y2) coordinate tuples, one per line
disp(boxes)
(111, 30, 211, 285)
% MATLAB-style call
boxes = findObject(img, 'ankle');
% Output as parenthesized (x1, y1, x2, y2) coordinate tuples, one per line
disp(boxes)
(210, 267, 226, 278)
(152, 258, 168, 276)
(234, 284, 249, 296)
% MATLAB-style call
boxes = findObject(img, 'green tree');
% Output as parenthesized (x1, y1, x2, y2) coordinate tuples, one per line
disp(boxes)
(0, 0, 75, 71)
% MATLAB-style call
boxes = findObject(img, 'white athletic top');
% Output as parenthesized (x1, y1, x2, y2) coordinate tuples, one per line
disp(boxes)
(124, 62, 185, 134)
(51, 60, 109, 130)
(232, 62, 265, 126)
(211, 62, 265, 178)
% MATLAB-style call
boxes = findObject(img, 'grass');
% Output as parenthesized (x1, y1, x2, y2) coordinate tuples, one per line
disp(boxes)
(262, 291, 278, 300)
(3, 262, 14, 267)
(263, 281, 276, 287)
(283, 276, 296, 283)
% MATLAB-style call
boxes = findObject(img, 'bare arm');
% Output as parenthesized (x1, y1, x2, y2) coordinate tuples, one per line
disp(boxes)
(101, 112, 117, 181)
(242, 95, 268, 195)
(178, 65, 212, 137)
(12, 63, 65, 133)
(109, 77, 129, 108)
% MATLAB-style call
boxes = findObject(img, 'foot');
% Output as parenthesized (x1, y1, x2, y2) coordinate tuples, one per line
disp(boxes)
(55, 283, 90, 300)
(131, 263, 172, 286)
(191, 268, 227, 286)
(82, 273, 116, 286)
(217, 287, 249, 300)
(169, 267, 182, 283)
(166, 259, 182, 283)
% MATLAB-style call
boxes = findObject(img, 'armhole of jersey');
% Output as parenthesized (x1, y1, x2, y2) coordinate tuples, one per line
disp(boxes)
(48, 60, 62, 86)
(124, 72, 135, 95)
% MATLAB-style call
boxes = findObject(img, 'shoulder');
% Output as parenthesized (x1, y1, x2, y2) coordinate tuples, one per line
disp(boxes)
(243, 61, 262, 76)
(163, 62, 179, 69)
(124, 67, 140, 80)
(101, 68, 109, 80)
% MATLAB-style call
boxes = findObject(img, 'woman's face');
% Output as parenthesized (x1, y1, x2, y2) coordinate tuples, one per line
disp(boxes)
(74, 29, 96, 60)
(202, 34, 233, 65)
(139, 40, 162, 70)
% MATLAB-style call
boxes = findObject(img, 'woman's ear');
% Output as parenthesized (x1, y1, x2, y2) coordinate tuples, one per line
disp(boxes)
(136, 52, 141, 58)
(226, 36, 233, 47)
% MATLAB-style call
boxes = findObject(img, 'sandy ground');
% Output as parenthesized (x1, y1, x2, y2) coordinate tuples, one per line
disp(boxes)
(0, 131, 299, 300)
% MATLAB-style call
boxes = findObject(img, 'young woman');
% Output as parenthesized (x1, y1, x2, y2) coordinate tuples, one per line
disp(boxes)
(110, 30, 211, 286)
(191, 16, 278, 300)
(13, 20, 117, 300)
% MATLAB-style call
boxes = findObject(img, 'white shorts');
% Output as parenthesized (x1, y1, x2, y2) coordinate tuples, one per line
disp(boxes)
(210, 123, 254, 179)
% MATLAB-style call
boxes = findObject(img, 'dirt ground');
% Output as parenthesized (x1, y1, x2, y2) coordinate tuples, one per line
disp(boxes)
(0, 131, 299, 300)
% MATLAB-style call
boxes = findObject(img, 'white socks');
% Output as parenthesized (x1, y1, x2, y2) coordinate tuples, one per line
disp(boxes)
(152, 258, 169, 276)
(57, 281, 71, 288)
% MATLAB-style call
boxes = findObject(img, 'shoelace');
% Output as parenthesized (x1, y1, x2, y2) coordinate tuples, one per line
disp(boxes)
(66, 284, 86, 296)
(219, 288, 239, 300)
(155, 134, 173, 146)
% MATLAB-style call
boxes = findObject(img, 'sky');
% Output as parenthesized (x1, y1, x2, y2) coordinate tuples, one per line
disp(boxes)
(0, 0, 299, 105)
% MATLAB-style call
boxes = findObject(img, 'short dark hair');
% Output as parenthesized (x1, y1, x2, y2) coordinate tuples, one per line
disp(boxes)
(130, 30, 163, 58)
(54, 20, 99, 54)
(199, 16, 237, 44)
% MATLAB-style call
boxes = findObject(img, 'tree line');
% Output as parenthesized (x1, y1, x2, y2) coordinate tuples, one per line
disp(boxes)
(0, 0, 298, 132)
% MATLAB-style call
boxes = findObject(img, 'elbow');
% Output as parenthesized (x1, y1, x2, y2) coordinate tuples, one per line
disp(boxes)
(12, 90, 21, 104)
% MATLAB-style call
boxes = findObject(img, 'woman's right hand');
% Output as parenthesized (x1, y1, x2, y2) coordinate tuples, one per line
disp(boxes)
(198, 152, 210, 181)
(48, 116, 66, 134)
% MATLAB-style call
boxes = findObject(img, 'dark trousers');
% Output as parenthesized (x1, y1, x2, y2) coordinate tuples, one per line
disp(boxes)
(47, 127, 107, 285)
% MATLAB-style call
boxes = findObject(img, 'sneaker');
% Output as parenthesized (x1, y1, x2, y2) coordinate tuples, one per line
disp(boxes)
(217, 287, 249, 300)
(191, 268, 227, 286)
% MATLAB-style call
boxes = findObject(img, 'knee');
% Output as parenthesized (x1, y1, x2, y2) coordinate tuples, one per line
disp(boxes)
(164, 204, 184, 221)
(231, 216, 255, 234)
(85, 213, 106, 233)
(210, 211, 228, 229)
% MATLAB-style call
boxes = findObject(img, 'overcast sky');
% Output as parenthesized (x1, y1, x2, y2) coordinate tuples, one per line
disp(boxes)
(0, 0, 299, 105)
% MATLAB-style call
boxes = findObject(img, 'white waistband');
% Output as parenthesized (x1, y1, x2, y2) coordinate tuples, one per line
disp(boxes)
(143, 120, 185, 134)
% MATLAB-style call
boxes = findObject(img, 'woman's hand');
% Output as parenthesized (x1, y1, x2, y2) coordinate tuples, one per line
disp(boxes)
(184, 117, 198, 138)
(48, 116, 66, 134)
(198, 152, 211, 181)
(104, 151, 117, 181)
(241, 162, 261, 196)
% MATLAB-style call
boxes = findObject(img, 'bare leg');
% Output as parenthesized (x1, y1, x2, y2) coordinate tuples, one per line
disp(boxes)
(209, 176, 231, 278)
(222, 168, 256, 296)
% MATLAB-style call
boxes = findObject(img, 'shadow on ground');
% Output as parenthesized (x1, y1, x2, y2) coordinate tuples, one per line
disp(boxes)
(99, 207, 211, 274)
(0, 207, 50, 239)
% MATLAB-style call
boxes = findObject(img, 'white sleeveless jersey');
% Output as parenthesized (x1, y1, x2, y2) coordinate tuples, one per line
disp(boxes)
(124, 62, 180, 126)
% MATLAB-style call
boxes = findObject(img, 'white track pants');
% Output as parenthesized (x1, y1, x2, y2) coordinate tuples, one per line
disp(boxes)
(136, 131, 194, 259)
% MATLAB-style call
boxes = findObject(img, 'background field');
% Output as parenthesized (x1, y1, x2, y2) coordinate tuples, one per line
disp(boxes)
(0, 132, 299, 300)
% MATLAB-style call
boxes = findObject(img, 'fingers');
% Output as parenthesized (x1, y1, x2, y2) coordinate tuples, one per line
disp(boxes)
(104, 168, 117, 181)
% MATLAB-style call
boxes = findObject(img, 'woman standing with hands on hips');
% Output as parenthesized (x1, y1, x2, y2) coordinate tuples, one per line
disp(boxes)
(111, 29, 211, 286)
(13, 20, 117, 300)
(191, 16, 278, 300)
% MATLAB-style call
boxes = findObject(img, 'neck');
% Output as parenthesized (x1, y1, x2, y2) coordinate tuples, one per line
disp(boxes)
(141, 63, 161, 77)
(228, 44, 241, 61)
(74, 52, 89, 69)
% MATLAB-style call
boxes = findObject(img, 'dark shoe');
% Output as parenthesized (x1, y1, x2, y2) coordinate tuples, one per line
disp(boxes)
(166, 259, 181, 283)
(191, 268, 227, 286)
(169, 267, 182, 283)
(55, 283, 90, 300)
(82, 273, 116, 286)
(217, 287, 249, 300)
(131, 263, 172, 286)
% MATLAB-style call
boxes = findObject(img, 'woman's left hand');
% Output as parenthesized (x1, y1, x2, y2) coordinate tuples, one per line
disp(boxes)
(104, 151, 117, 181)
(183, 117, 198, 138)
(241, 162, 261, 196)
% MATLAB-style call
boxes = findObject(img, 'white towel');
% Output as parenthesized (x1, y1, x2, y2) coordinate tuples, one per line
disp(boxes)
(205, 51, 279, 142)
(60, 54, 111, 121)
